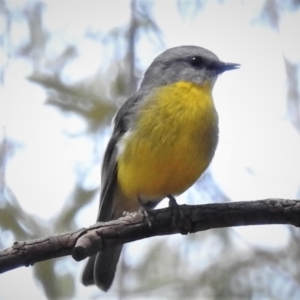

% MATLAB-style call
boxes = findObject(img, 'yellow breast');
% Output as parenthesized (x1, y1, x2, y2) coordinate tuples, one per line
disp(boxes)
(117, 81, 218, 201)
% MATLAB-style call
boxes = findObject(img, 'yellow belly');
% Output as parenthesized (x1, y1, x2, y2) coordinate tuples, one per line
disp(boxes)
(117, 81, 218, 201)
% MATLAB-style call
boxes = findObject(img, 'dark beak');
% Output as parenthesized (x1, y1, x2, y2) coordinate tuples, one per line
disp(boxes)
(218, 62, 240, 73)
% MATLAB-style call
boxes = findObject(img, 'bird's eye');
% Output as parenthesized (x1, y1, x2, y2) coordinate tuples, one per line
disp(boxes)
(190, 56, 204, 68)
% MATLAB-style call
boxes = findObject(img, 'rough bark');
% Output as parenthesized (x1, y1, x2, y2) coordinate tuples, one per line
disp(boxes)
(1, 199, 300, 274)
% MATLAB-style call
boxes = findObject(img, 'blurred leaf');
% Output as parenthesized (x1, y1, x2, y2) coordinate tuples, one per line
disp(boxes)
(259, 0, 280, 30)
(28, 73, 117, 132)
(34, 259, 75, 300)
(55, 186, 98, 232)
(177, 0, 206, 19)
(0, 174, 46, 242)
(284, 57, 300, 130)
(21, 1, 48, 65)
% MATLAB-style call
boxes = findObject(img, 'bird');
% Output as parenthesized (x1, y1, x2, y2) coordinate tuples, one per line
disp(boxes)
(81, 45, 239, 291)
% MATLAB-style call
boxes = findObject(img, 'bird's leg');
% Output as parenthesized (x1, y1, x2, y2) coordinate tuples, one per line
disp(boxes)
(167, 195, 191, 235)
(167, 195, 180, 227)
(138, 197, 152, 227)
(167, 194, 178, 207)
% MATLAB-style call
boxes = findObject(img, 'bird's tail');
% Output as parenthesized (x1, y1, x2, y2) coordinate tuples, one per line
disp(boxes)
(81, 245, 123, 291)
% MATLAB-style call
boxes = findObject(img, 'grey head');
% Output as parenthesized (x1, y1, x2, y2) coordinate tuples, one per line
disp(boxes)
(140, 45, 239, 89)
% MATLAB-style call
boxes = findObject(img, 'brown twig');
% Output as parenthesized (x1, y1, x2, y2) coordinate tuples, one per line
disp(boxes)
(1, 199, 300, 274)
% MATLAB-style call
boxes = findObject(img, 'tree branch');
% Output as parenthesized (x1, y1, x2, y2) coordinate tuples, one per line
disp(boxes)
(1, 199, 300, 274)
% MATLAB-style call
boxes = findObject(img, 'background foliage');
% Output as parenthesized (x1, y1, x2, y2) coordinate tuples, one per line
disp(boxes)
(1, 0, 300, 299)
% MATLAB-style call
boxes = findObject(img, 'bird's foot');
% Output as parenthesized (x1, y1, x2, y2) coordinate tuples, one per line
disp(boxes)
(138, 197, 152, 228)
(167, 195, 191, 235)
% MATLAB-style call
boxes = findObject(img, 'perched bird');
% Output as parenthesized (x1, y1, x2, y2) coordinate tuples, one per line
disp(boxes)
(81, 45, 239, 291)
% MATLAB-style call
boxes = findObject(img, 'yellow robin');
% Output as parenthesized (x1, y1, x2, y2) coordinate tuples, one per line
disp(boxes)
(81, 45, 239, 291)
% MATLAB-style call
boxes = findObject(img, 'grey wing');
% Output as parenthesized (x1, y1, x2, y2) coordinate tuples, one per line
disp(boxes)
(82, 92, 144, 289)
(96, 93, 140, 222)
(96, 135, 118, 221)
